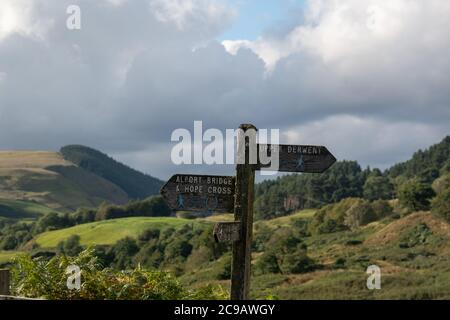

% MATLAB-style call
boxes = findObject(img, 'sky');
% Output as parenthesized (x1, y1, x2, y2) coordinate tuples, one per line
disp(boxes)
(219, 0, 306, 40)
(0, 0, 449, 181)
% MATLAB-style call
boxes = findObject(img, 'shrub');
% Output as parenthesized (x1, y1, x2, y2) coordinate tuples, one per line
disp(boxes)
(138, 228, 160, 243)
(56, 235, 83, 256)
(309, 198, 362, 234)
(371, 199, 394, 220)
(214, 254, 232, 280)
(279, 248, 315, 274)
(109, 237, 140, 269)
(11, 248, 227, 300)
(254, 252, 280, 275)
(177, 211, 199, 219)
(255, 228, 315, 275)
(398, 180, 435, 212)
(0, 235, 17, 250)
(431, 187, 450, 223)
(363, 175, 394, 201)
(95, 196, 171, 221)
(398, 223, 433, 248)
(344, 200, 376, 230)
(432, 173, 450, 195)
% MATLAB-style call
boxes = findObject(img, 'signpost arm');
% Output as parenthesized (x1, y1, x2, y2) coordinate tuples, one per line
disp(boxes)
(231, 124, 256, 300)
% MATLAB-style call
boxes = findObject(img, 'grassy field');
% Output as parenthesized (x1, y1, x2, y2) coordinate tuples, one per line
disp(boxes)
(34, 216, 199, 248)
(256, 209, 316, 229)
(33, 209, 317, 248)
(0, 198, 56, 219)
(0, 251, 20, 265)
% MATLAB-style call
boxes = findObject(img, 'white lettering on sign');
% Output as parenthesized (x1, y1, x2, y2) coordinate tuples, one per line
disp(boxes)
(174, 175, 234, 195)
(287, 145, 322, 155)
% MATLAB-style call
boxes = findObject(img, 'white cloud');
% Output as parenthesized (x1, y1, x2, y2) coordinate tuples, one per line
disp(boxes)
(224, 0, 450, 70)
(284, 115, 446, 169)
(149, 0, 235, 31)
(0, 0, 448, 178)
(0, 0, 53, 41)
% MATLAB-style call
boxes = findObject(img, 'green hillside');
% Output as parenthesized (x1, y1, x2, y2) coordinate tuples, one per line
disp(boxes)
(34, 216, 195, 248)
(0, 199, 56, 219)
(0, 250, 20, 264)
(180, 210, 450, 299)
(0, 151, 129, 213)
(60, 145, 163, 199)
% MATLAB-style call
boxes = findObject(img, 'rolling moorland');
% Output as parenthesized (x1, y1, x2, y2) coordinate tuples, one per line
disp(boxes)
(0, 146, 163, 212)
(0, 137, 449, 299)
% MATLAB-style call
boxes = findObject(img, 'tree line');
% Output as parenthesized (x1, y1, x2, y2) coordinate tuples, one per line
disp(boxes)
(0, 196, 171, 251)
(254, 136, 450, 220)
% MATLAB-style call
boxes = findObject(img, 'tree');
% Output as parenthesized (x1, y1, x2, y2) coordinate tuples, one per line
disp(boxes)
(56, 235, 83, 256)
(0, 235, 17, 250)
(110, 237, 139, 269)
(363, 175, 394, 201)
(344, 200, 377, 229)
(431, 187, 450, 223)
(398, 179, 435, 212)
(254, 252, 280, 275)
(371, 200, 393, 220)
(279, 247, 315, 274)
(432, 173, 450, 195)
(34, 212, 73, 233)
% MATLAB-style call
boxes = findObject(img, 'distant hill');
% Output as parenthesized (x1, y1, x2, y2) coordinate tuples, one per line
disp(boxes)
(0, 199, 56, 219)
(254, 136, 450, 219)
(60, 145, 163, 199)
(387, 136, 450, 180)
(0, 151, 129, 213)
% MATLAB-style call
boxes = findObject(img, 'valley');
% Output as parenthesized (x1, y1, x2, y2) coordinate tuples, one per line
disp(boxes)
(0, 137, 449, 299)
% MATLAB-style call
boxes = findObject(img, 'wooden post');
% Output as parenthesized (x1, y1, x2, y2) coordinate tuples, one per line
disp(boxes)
(231, 124, 257, 300)
(0, 269, 10, 296)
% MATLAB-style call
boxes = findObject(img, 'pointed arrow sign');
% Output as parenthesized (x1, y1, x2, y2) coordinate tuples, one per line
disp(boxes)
(257, 144, 337, 173)
(160, 174, 235, 213)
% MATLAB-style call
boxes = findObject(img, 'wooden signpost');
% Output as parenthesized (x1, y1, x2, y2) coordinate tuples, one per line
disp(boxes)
(161, 174, 235, 213)
(161, 123, 336, 300)
(213, 222, 240, 243)
(257, 144, 336, 173)
(0, 269, 10, 296)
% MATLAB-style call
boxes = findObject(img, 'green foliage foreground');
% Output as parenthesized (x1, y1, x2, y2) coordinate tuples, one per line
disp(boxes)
(11, 248, 228, 300)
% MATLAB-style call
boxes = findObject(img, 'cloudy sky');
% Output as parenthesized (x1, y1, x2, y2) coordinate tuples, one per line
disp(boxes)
(0, 0, 449, 180)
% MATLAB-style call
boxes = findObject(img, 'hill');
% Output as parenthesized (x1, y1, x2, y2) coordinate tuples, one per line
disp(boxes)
(34, 216, 196, 248)
(3, 206, 450, 299)
(60, 145, 163, 199)
(254, 136, 450, 220)
(0, 199, 56, 219)
(0, 150, 129, 213)
(387, 136, 450, 180)
(181, 210, 450, 299)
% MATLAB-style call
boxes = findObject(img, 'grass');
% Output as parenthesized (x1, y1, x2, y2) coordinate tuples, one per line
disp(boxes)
(257, 209, 316, 229)
(0, 251, 20, 265)
(34, 216, 199, 248)
(8, 208, 450, 299)
(202, 214, 234, 222)
(0, 199, 56, 219)
(180, 210, 450, 299)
